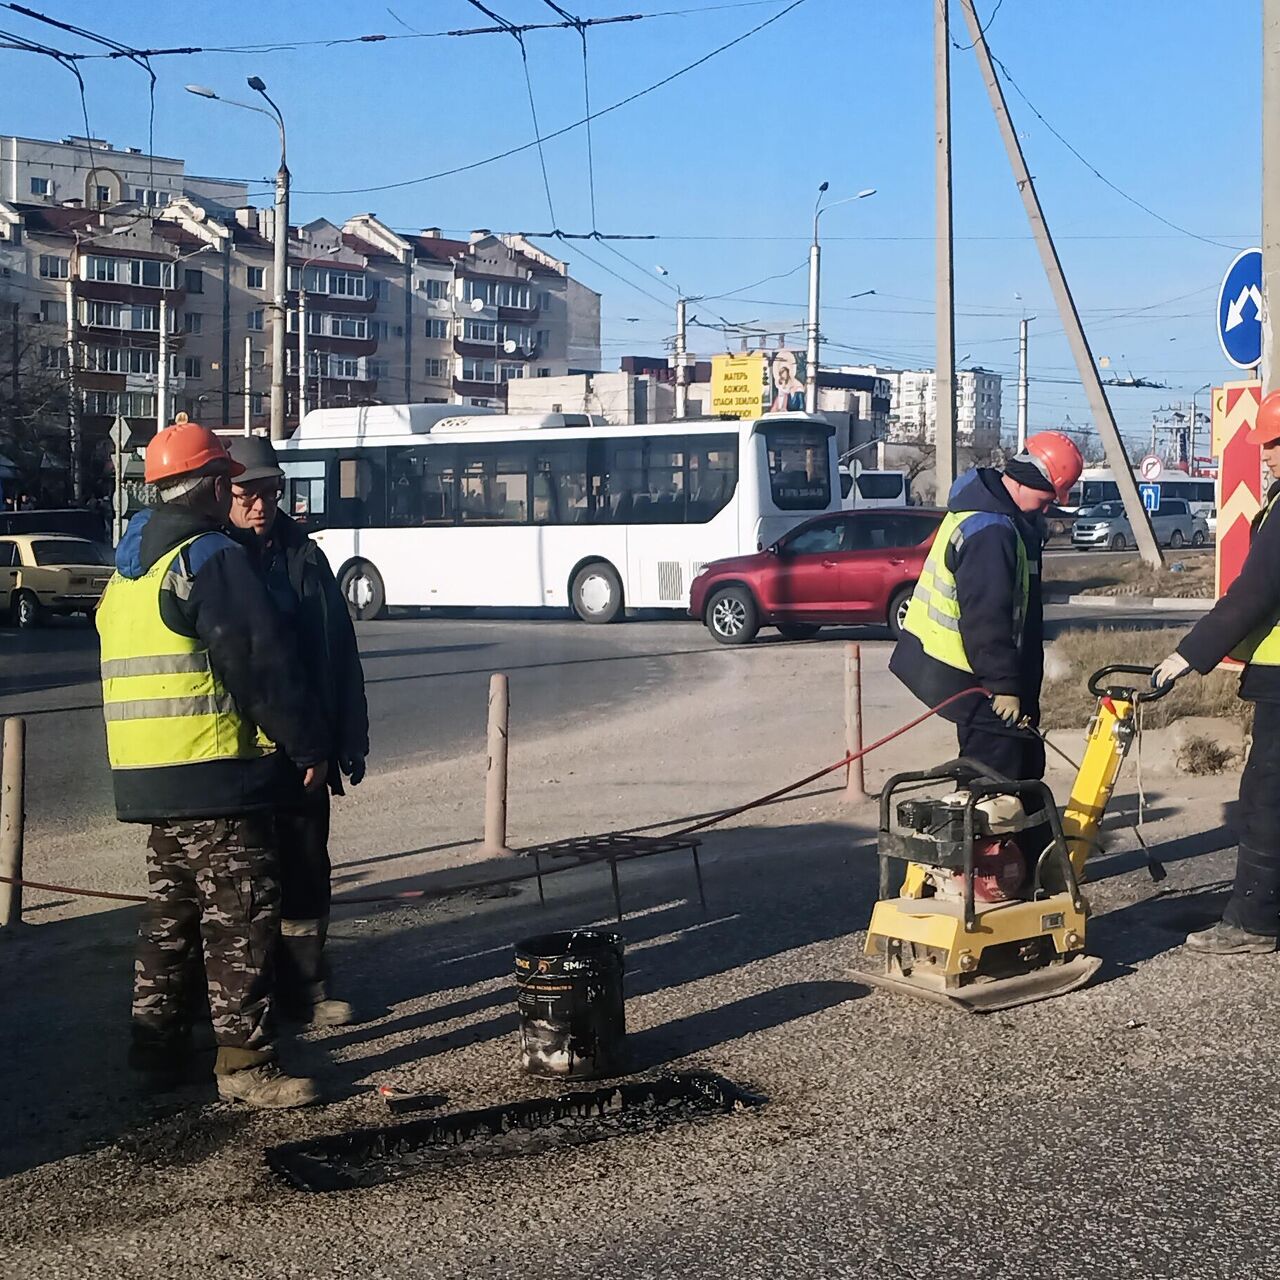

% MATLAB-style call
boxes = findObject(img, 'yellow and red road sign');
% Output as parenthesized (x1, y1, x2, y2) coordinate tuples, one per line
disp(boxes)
(1211, 380, 1264, 599)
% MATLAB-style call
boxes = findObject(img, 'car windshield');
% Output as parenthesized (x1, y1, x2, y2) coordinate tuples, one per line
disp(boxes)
(1081, 502, 1123, 518)
(30, 539, 112, 567)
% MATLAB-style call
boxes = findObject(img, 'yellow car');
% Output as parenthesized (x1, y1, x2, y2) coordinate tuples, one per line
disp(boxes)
(0, 533, 113, 628)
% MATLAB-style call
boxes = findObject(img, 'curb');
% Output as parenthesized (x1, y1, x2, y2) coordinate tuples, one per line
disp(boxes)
(1046, 594, 1211, 612)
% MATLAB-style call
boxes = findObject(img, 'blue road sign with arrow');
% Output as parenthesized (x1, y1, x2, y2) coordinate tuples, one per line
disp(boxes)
(1139, 483, 1161, 513)
(1218, 247, 1263, 370)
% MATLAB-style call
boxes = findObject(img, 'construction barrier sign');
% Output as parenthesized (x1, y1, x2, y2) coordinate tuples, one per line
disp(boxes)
(1211, 380, 1264, 599)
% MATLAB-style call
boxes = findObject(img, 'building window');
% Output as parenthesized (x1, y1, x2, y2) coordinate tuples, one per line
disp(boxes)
(251, 392, 265, 416)
(425, 318, 449, 340)
(537, 290, 552, 310)
(39, 345, 68, 370)
(83, 390, 156, 416)
(132, 188, 170, 208)
(537, 367, 551, 378)
(464, 318, 497, 344)
(185, 269, 204, 294)
(84, 256, 174, 289)
(535, 329, 550, 348)
(424, 358, 445, 378)
(247, 309, 265, 331)
(38, 254, 69, 279)
(29, 176, 50, 196)
(247, 266, 265, 289)
(182, 312, 203, 335)
(182, 356, 202, 379)
(462, 279, 531, 310)
(94, 185, 110, 205)
(368, 279, 386, 301)
(368, 359, 388, 380)
(421, 277, 448, 300)
(84, 346, 158, 374)
(329, 356, 362, 379)
(370, 320, 389, 341)
(39, 299, 67, 325)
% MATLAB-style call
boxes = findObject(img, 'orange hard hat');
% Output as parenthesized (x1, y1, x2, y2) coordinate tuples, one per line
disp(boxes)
(1023, 430, 1084, 502)
(144, 413, 244, 484)
(1246, 390, 1280, 445)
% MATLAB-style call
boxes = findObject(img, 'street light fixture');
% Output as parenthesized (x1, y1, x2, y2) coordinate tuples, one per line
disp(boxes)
(186, 77, 290, 441)
(808, 184, 877, 413)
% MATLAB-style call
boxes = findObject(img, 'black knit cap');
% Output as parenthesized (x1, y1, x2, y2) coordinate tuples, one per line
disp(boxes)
(1003, 455, 1056, 493)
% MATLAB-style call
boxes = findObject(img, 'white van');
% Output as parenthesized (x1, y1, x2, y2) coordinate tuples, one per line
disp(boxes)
(839, 466, 910, 510)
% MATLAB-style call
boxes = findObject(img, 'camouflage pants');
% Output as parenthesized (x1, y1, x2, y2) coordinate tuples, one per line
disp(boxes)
(133, 814, 280, 1073)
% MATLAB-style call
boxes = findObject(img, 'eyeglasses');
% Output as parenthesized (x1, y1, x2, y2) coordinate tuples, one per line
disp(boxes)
(231, 482, 282, 508)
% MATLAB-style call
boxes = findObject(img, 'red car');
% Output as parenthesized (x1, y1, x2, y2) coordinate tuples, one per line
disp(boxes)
(689, 507, 943, 645)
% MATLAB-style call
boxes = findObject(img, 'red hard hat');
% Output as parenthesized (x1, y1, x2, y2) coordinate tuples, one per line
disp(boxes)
(1024, 430, 1084, 502)
(144, 414, 244, 484)
(1246, 390, 1280, 445)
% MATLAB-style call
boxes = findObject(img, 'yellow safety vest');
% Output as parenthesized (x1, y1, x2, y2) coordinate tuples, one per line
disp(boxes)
(96, 534, 274, 769)
(1231, 489, 1280, 666)
(901, 509, 1030, 674)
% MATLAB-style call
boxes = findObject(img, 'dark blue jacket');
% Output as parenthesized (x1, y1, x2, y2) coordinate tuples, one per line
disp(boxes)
(889, 468, 1045, 722)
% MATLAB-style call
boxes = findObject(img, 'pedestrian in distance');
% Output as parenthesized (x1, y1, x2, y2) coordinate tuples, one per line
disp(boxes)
(890, 431, 1085, 783)
(1153, 389, 1280, 955)
(226, 434, 370, 1027)
(96, 415, 330, 1109)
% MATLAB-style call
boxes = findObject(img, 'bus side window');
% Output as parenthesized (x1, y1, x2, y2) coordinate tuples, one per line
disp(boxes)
(458, 446, 529, 524)
(334, 456, 385, 528)
(533, 445, 589, 524)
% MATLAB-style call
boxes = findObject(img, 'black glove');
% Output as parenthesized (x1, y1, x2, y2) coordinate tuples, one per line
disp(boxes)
(339, 754, 366, 786)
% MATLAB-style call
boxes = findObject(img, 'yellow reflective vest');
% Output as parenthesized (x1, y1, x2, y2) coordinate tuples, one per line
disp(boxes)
(901, 509, 1030, 674)
(97, 534, 274, 770)
(1231, 489, 1280, 667)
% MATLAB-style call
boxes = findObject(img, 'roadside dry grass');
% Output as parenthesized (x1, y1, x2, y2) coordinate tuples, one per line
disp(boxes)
(1041, 626, 1247, 730)
(1043, 553, 1214, 598)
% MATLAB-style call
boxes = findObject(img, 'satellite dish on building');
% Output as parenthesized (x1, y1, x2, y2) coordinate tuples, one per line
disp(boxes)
(503, 339, 518, 355)
(470, 297, 485, 313)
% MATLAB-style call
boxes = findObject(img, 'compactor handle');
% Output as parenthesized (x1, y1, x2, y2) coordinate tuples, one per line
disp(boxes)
(1087, 663, 1174, 704)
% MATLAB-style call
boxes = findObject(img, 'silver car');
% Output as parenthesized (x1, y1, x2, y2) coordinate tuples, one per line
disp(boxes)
(1070, 498, 1209, 551)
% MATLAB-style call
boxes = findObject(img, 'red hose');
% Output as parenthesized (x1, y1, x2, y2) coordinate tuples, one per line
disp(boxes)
(0, 686, 988, 909)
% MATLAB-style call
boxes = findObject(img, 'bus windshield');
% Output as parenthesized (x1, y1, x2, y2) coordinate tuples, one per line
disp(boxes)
(761, 422, 832, 510)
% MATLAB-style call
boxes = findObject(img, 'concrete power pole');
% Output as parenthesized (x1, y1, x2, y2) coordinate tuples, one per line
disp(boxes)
(270, 164, 290, 442)
(243, 335, 253, 436)
(1264, 0, 1280, 394)
(1016, 314, 1029, 452)
(674, 296, 688, 420)
(934, 0, 957, 500)
(957, 0, 1162, 568)
(806, 221, 821, 415)
(298, 288, 309, 424)
(157, 295, 169, 435)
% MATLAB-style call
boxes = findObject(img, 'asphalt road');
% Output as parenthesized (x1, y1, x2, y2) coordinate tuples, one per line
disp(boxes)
(0, 597, 1209, 836)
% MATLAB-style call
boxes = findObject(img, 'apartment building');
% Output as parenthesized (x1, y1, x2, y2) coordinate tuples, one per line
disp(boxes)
(842, 364, 1002, 452)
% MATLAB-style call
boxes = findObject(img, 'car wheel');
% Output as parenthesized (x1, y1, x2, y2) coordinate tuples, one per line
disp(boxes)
(338, 560, 386, 621)
(1192, 529, 1207, 547)
(776, 623, 821, 641)
(14, 590, 42, 630)
(888, 585, 915, 640)
(705, 586, 759, 645)
(571, 561, 623, 624)
(1109, 533, 1127, 552)
(1170, 529, 1185, 549)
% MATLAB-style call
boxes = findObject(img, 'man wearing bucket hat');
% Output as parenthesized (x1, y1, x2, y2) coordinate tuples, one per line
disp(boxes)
(97, 415, 328, 1108)
(226, 434, 369, 1027)
(1153, 389, 1280, 954)
(890, 432, 1084, 781)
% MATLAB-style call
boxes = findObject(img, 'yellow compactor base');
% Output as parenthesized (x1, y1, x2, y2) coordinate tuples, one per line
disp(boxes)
(863, 892, 1100, 1013)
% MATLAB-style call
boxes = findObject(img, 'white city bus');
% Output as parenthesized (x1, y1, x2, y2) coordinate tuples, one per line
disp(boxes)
(1064, 466, 1216, 516)
(276, 405, 839, 621)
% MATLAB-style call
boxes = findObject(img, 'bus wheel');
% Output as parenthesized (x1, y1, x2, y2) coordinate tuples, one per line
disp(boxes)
(339, 560, 386, 621)
(571, 561, 623, 624)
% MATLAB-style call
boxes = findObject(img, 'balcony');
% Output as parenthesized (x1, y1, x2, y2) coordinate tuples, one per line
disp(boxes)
(77, 280, 187, 308)
(453, 377, 508, 402)
(289, 290, 376, 315)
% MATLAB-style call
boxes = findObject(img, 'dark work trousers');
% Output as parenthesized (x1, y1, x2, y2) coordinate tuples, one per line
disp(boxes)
(1225, 699, 1280, 935)
(276, 785, 335, 1007)
(134, 815, 279, 1074)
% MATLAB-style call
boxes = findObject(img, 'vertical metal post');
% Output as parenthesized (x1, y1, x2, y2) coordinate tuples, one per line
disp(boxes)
(958, 0, 1162, 568)
(270, 162, 290, 441)
(1017, 315, 1029, 452)
(844, 643, 866, 800)
(243, 335, 252, 436)
(298, 286, 308, 425)
(674, 297, 688, 420)
(483, 673, 511, 856)
(806, 233, 821, 415)
(64, 272, 81, 504)
(112, 423, 123, 546)
(1265, 0, 1280, 394)
(0, 718, 26, 928)
(934, 0, 957, 500)
(157, 294, 169, 433)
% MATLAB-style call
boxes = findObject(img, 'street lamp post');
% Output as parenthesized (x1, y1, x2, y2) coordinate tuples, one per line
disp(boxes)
(808, 184, 876, 414)
(186, 78, 290, 441)
(656, 265, 698, 420)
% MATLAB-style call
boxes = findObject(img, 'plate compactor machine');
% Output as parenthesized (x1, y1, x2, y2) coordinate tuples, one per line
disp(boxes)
(864, 665, 1172, 1012)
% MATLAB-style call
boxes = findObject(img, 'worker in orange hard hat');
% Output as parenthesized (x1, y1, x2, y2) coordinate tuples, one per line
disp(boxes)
(1154, 388, 1280, 954)
(891, 430, 1084, 793)
(97, 415, 330, 1108)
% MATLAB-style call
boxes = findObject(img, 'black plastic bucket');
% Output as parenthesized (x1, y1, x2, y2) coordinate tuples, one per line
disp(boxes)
(515, 929, 626, 1080)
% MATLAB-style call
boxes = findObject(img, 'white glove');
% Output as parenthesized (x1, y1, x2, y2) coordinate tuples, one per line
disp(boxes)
(991, 694, 1021, 726)
(1152, 652, 1192, 688)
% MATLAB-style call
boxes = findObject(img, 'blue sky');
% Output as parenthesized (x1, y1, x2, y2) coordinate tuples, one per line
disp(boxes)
(0, 0, 1261, 448)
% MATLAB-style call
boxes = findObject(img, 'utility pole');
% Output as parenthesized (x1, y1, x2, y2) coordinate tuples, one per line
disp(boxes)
(157, 295, 169, 434)
(270, 161, 290, 441)
(298, 287, 309, 424)
(243, 335, 252, 436)
(64, 273, 80, 504)
(806, 190, 822, 414)
(934, 0, 957, 499)
(674, 296, 688, 420)
(1016, 314, 1030, 452)
(957, 0, 1162, 568)
(1264, 0, 1280, 394)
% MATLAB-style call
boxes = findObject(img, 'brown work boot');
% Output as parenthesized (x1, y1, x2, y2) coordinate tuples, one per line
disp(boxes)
(217, 1063, 320, 1109)
(1184, 921, 1277, 955)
